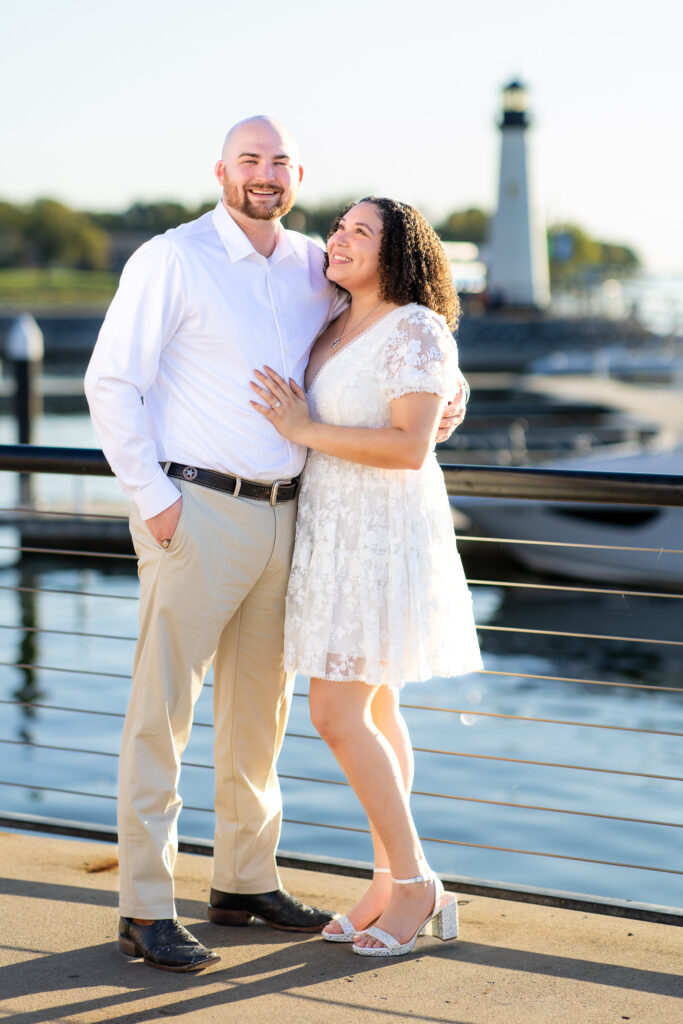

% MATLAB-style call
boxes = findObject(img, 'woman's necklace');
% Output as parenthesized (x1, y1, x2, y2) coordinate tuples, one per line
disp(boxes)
(330, 299, 384, 349)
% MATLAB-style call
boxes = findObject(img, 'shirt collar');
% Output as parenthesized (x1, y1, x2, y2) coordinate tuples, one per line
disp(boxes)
(269, 225, 297, 265)
(211, 200, 306, 266)
(212, 201, 258, 262)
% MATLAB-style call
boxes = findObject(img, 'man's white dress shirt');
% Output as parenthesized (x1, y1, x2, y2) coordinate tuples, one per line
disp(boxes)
(85, 201, 343, 519)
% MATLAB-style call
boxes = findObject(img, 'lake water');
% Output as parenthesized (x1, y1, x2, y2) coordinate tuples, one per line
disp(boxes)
(0, 413, 681, 911)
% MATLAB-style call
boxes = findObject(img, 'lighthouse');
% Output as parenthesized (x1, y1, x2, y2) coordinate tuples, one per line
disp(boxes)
(487, 81, 550, 309)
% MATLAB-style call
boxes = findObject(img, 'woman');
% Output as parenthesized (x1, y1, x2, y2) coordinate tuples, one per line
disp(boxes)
(250, 197, 482, 957)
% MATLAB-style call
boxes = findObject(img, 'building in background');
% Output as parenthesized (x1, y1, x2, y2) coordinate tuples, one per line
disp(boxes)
(487, 81, 550, 309)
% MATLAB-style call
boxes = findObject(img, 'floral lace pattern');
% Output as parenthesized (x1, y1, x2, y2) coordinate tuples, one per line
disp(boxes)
(284, 304, 483, 688)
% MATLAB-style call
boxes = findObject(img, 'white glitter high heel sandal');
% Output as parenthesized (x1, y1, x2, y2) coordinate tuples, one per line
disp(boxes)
(351, 872, 458, 957)
(322, 868, 391, 943)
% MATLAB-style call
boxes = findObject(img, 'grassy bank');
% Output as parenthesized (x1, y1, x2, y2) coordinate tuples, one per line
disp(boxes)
(0, 268, 118, 310)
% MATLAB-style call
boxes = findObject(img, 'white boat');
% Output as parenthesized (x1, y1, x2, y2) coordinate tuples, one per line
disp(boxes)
(452, 442, 683, 587)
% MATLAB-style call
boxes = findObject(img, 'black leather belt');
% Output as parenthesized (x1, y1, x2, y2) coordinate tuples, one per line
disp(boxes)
(164, 462, 299, 504)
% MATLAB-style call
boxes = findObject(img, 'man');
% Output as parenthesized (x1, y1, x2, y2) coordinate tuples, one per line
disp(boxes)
(85, 116, 465, 973)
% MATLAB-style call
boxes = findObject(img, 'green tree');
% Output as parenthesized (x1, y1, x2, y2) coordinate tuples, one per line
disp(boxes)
(24, 199, 110, 270)
(0, 201, 28, 266)
(548, 223, 639, 282)
(598, 241, 639, 269)
(283, 200, 356, 239)
(436, 207, 489, 244)
(121, 202, 191, 233)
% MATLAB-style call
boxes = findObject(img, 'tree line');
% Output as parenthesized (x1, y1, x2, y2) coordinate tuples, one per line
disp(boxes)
(0, 197, 639, 280)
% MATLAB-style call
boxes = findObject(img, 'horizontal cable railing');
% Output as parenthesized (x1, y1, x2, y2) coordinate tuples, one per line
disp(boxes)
(5, 617, 683, 650)
(0, 443, 682, 924)
(468, 578, 683, 599)
(460, 532, 683, 554)
(3, 736, 680, 829)
(482, 668, 680, 693)
(3, 701, 681, 782)
(0, 582, 139, 600)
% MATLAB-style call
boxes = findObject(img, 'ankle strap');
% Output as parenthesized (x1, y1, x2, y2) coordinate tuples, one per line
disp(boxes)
(373, 867, 390, 874)
(391, 872, 433, 885)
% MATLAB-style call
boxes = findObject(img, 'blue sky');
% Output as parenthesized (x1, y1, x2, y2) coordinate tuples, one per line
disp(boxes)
(3, 0, 682, 270)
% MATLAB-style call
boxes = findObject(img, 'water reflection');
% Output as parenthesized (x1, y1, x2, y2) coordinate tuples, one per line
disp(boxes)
(471, 574, 683, 694)
(1, 550, 681, 907)
(12, 567, 45, 741)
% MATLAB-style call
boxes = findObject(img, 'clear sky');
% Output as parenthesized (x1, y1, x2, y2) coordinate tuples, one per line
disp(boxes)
(3, 0, 682, 271)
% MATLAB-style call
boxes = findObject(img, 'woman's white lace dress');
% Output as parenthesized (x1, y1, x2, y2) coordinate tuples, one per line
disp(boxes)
(284, 303, 483, 689)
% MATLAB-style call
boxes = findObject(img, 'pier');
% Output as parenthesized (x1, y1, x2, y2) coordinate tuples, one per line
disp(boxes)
(1, 830, 681, 1023)
(2, 434, 682, 1022)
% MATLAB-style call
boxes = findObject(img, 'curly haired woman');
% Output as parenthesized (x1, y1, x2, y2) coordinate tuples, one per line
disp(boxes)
(250, 198, 482, 958)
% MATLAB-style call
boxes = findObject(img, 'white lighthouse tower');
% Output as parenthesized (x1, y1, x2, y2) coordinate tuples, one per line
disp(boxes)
(487, 80, 550, 308)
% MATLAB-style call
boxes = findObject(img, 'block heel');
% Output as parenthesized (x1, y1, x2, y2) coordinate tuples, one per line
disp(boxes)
(352, 872, 460, 957)
(117, 934, 138, 957)
(430, 896, 459, 940)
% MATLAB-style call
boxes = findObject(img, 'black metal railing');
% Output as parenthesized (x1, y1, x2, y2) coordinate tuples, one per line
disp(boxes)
(0, 444, 681, 926)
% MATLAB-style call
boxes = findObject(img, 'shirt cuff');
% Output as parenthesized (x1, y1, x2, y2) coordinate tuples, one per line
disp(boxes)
(132, 468, 183, 520)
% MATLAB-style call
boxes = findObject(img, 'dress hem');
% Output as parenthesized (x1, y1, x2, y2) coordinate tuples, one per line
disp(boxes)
(283, 658, 484, 690)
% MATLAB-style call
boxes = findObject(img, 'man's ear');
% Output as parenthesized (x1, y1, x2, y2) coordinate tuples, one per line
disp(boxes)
(214, 160, 226, 187)
(298, 164, 304, 185)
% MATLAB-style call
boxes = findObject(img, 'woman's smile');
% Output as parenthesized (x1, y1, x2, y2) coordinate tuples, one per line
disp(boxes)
(326, 201, 383, 289)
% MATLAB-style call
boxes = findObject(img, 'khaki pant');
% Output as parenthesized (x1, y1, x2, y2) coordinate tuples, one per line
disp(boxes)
(118, 478, 297, 919)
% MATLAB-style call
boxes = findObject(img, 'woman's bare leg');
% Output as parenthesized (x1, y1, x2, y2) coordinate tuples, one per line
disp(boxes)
(310, 678, 436, 946)
(366, 685, 414, 868)
(321, 685, 411, 933)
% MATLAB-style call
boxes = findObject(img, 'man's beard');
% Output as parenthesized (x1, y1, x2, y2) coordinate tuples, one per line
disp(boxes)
(224, 177, 296, 221)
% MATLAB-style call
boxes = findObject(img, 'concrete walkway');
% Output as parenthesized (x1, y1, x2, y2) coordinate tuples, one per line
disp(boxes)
(1, 832, 681, 1024)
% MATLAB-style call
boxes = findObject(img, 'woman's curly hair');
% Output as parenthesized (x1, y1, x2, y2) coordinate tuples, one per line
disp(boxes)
(326, 197, 459, 330)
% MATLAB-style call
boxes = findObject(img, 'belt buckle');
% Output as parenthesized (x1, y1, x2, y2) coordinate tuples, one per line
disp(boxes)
(269, 479, 287, 506)
(232, 475, 241, 498)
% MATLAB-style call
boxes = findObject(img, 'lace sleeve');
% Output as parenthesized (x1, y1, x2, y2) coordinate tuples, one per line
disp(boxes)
(382, 306, 462, 401)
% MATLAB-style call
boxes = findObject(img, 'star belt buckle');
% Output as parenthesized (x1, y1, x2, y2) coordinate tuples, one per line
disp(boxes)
(182, 466, 198, 481)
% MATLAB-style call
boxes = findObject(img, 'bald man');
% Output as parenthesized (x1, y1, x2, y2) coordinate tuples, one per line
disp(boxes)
(86, 116, 465, 972)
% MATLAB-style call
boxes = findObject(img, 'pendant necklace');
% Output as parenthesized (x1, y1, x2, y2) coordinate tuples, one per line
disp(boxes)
(330, 299, 384, 349)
